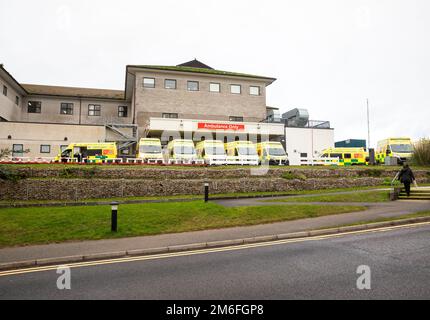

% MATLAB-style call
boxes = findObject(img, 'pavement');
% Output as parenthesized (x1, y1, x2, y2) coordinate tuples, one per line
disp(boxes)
(1, 189, 429, 266)
(1, 224, 429, 299)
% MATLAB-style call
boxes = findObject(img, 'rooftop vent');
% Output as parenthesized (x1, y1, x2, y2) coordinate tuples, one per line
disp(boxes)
(282, 108, 309, 127)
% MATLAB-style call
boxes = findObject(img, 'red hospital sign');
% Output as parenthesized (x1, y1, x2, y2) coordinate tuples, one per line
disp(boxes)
(198, 122, 245, 131)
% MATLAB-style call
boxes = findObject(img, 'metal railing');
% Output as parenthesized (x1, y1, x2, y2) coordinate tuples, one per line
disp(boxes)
(284, 119, 331, 129)
(299, 157, 340, 166)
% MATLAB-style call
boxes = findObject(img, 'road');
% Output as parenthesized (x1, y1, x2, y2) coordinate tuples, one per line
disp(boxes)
(1, 224, 429, 300)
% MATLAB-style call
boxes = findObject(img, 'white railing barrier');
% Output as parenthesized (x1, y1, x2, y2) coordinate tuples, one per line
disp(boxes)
(167, 158, 205, 165)
(299, 157, 340, 166)
(33, 157, 55, 163)
(226, 156, 259, 166)
(207, 158, 228, 166)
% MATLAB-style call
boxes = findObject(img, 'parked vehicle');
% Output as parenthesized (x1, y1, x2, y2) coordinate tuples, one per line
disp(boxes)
(257, 141, 289, 165)
(321, 147, 368, 166)
(376, 137, 414, 165)
(196, 140, 227, 165)
(54, 143, 117, 163)
(225, 141, 259, 166)
(166, 139, 199, 164)
(137, 138, 164, 164)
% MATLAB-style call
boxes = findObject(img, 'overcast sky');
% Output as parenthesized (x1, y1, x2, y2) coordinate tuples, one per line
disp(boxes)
(1, 0, 429, 146)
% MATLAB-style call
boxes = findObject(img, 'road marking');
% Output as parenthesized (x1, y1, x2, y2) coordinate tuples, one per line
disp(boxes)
(1, 221, 429, 278)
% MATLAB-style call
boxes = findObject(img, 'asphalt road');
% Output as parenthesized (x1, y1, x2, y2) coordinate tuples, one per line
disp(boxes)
(1, 224, 429, 300)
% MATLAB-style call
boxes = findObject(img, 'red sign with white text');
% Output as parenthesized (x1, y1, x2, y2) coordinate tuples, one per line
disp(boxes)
(198, 122, 245, 131)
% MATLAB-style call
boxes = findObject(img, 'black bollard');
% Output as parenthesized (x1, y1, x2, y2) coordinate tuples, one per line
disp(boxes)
(111, 201, 119, 232)
(204, 182, 209, 203)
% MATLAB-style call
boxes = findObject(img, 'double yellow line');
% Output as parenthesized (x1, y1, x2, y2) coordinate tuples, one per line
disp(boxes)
(1, 221, 429, 278)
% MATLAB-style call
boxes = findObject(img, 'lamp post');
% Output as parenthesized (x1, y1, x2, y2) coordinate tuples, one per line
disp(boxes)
(204, 182, 210, 203)
(111, 201, 119, 232)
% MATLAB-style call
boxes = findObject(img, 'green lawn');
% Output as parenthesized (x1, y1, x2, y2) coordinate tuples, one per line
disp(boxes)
(0, 202, 365, 248)
(263, 190, 390, 203)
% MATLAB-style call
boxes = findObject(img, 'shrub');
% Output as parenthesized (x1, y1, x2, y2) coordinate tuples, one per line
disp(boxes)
(59, 167, 98, 179)
(357, 169, 383, 177)
(282, 171, 307, 181)
(382, 177, 400, 186)
(0, 168, 28, 182)
(412, 138, 430, 166)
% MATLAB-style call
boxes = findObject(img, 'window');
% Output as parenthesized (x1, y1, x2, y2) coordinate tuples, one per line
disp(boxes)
(88, 104, 101, 116)
(330, 153, 343, 159)
(162, 113, 179, 119)
(344, 153, 352, 159)
(143, 77, 155, 88)
(2, 85, 7, 96)
(118, 106, 128, 117)
(40, 145, 51, 154)
(60, 103, 74, 115)
(28, 101, 42, 113)
(12, 144, 23, 157)
(230, 84, 241, 94)
(187, 81, 199, 91)
(300, 153, 308, 158)
(85, 149, 103, 157)
(229, 116, 244, 122)
(250, 86, 260, 96)
(15, 96, 19, 105)
(165, 79, 177, 89)
(210, 83, 221, 93)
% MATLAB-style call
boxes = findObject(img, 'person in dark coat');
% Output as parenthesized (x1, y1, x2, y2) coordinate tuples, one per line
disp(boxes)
(398, 164, 415, 197)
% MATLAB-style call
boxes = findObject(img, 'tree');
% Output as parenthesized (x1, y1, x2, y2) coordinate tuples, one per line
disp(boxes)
(413, 138, 430, 166)
(0, 148, 30, 159)
(0, 148, 12, 159)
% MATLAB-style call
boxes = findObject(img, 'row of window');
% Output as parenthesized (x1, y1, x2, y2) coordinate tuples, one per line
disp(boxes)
(12, 144, 56, 156)
(2, 85, 20, 105)
(26, 101, 129, 117)
(143, 78, 261, 96)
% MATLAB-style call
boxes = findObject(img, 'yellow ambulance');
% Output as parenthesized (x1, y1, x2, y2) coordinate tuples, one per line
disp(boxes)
(166, 139, 198, 164)
(225, 141, 259, 166)
(257, 141, 289, 165)
(54, 143, 117, 163)
(376, 137, 414, 165)
(321, 147, 368, 166)
(137, 138, 164, 164)
(195, 140, 227, 165)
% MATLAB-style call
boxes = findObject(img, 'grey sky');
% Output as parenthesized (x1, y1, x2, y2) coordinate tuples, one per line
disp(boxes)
(1, 0, 429, 146)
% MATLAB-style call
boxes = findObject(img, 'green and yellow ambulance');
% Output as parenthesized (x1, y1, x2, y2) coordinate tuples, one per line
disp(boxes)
(195, 140, 227, 165)
(321, 147, 368, 166)
(54, 143, 117, 163)
(225, 141, 259, 166)
(137, 138, 164, 164)
(257, 141, 289, 166)
(376, 137, 414, 165)
(166, 139, 199, 164)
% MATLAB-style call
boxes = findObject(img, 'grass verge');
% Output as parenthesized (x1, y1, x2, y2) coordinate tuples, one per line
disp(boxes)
(263, 190, 390, 203)
(0, 202, 365, 248)
(323, 210, 430, 229)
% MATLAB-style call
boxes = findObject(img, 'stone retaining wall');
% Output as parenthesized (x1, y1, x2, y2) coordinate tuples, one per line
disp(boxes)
(0, 177, 398, 201)
(3, 166, 430, 180)
(1, 167, 429, 201)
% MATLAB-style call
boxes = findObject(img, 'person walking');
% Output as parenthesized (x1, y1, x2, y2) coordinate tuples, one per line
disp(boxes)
(398, 164, 416, 197)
